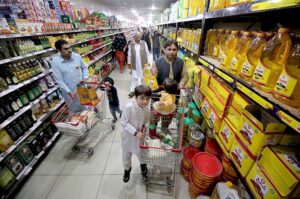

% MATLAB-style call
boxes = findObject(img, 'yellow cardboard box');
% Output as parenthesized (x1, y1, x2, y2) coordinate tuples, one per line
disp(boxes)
(258, 146, 300, 198)
(246, 163, 282, 199)
(209, 77, 233, 106)
(230, 136, 257, 177)
(279, 133, 300, 147)
(208, 104, 223, 133)
(215, 134, 230, 158)
(218, 118, 237, 152)
(237, 105, 286, 156)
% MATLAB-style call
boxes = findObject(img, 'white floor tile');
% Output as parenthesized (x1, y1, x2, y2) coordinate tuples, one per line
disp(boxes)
(57, 135, 77, 143)
(15, 175, 58, 199)
(97, 174, 147, 199)
(61, 142, 112, 175)
(34, 142, 72, 175)
(103, 143, 141, 174)
(46, 175, 102, 199)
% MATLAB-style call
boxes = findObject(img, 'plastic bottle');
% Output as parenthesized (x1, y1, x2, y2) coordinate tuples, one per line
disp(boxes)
(239, 32, 266, 81)
(273, 34, 300, 107)
(219, 30, 231, 62)
(221, 30, 240, 71)
(228, 31, 252, 76)
(252, 28, 292, 92)
(211, 181, 241, 199)
(213, 29, 225, 58)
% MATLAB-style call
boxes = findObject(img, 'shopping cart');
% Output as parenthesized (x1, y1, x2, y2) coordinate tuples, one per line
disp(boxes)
(139, 89, 188, 197)
(51, 79, 115, 155)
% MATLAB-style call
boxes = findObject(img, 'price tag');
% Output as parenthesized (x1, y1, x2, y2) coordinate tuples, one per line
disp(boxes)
(209, 65, 214, 71)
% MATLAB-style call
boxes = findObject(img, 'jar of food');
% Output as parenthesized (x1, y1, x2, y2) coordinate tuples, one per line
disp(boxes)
(189, 130, 205, 148)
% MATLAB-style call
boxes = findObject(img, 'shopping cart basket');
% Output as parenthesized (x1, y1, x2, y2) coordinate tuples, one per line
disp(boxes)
(52, 80, 115, 155)
(139, 89, 188, 197)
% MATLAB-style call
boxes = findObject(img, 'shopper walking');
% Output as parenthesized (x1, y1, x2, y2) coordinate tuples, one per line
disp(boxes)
(128, 32, 150, 98)
(152, 28, 161, 61)
(52, 39, 88, 112)
(142, 27, 151, 52)
(102, 77, 122, 123)
(120, 85, 151, 183)
(112, 33, 127, 73)
(151, 40, 188, 91)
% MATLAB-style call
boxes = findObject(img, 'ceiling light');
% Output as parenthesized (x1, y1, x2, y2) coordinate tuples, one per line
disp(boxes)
(151, 5, 156, 10)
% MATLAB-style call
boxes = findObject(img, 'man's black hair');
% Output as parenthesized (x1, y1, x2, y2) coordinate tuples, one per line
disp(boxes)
(103, 77, 114, 86)
(163, 78, 178, 94)
(134, 85, 152, 97)
(55, 39, 68, 50)
(164, 40, 178, 49)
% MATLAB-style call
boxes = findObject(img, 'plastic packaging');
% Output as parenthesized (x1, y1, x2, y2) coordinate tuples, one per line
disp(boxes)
(221, 31, 240, 70)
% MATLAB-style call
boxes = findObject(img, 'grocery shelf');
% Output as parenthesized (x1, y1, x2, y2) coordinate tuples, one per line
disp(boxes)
(0, 48, 55, 65)
(0, 99, 64, 162)
(179, 45, 198, 57)
(81, 42, 112, 57)
(0, 27, 138, 39)
(157, 14, 203, 26)
(198, 55, 300, 133)
(16, 131, 60, 181)
(87, 50, 112, 67)
(205, 3, 300, 19)
(0, 69, 53, 98)
(0, 86, 59, 130)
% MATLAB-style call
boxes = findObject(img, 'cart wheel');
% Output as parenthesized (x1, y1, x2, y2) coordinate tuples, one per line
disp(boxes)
(88, 148, 94, 155)
(72, 146, 80, 151)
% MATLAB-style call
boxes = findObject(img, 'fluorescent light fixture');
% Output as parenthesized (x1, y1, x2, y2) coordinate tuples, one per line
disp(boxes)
(151, 5, 156, 10)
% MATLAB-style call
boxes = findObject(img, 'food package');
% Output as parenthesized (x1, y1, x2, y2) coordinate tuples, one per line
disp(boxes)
(143, 67, 159, 91)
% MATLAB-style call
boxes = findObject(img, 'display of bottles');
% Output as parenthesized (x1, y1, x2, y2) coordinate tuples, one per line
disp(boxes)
(273, 35, 300, 107)
(212, 29, 225, 58)
(228, 31, 252, 76)
(205, 29, 216, 56)
(32, 36, 51, 49)
(221, 30, 240, 70)
(239, 32, 267, 81)
(218, 30, 231, 62)
(252, 28, 292, 92)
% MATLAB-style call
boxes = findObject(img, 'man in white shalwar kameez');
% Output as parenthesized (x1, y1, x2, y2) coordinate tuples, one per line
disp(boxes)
(120, 85, 151, 183)
(127, 32, 150, 98)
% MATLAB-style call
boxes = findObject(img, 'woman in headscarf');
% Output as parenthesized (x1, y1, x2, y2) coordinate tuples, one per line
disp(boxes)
(112, 33, 127, 73)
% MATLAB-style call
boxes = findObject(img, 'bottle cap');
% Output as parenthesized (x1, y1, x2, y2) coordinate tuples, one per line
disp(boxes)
(226, 181, 233, 188)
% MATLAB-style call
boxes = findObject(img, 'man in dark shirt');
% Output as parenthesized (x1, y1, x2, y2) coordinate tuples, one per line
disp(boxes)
(142, 27, 151, 52)
(103, 77, 122, 123)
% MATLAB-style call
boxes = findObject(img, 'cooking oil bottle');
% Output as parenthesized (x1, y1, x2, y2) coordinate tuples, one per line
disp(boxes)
(252, 28, 292, 92)
(240, 32, 267, 81)
(228, 31, 252, 76)
(218, 30, 231, 61)
(273, 34, 300, 107)
(205, 29, 216, 56)
(213, 29, 225, 58)
(221, 30, 240, 71)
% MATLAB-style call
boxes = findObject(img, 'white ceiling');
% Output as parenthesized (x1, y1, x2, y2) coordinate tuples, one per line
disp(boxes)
(70, 0, 177, 22)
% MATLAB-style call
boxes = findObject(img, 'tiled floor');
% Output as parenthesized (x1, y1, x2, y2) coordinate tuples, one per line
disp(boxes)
(15, 63, 190, 199)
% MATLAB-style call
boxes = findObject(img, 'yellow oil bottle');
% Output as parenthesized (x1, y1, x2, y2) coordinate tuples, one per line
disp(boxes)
(219, 30, 231, 62)
(240, 32, 266, 81)
(252, 28, 292, 93)
(213, 29, 226, 58)
(217, 0, 229, 9)
(205, 29, 216, 56)
(273, 35, 300, 107)
(228, 31, 252, 76)
(221, 30, 240, 71)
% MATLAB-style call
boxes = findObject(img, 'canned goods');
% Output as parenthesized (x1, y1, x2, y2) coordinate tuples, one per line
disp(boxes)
(190, 131, 205, 148)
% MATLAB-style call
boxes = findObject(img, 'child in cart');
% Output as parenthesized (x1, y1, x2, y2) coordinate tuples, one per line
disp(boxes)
(102, 77, 122, 123)
(151, 78, 178, 136)
(120, 85, 151, 183)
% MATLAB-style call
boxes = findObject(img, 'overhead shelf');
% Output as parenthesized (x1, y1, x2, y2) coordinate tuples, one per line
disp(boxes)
(157, 14, 203, 26)
(0, 27, 138, 39)
(198, 55, 300, 134)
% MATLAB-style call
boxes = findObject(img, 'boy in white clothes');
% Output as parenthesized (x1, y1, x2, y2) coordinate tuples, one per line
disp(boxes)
(120, 85, 152, 183)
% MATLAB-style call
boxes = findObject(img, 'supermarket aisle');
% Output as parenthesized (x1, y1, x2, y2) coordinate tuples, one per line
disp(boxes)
(15, 65, 190, 199)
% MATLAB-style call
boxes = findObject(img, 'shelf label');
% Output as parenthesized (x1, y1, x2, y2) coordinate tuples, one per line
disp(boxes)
(198, 57, 209, 67)
(215, 69, 234, 83)
(276, 110, 300, 133)
(236, 82, 273, 110)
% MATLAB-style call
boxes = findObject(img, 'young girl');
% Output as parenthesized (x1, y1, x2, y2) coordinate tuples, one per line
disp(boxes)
(120, 85, 152, 183)
(152, 78, 178, 132)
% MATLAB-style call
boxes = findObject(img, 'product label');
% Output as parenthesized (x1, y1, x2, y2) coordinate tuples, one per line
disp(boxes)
(274, 72, 297, 98)
(11, 102, 19, 111)
(241, 59, 254, 77)
(6, 77, 12, 85)
(253, 174, 269, 196)
(203, 101, 209, 114)
(16, 99, 23, 108)
(209, 111, 216, 125)
(220, 51, 226, 63)
(229, 57, 237, 70)
(240, 122, 254, 144)
(221, 125, 231, 143)
(213, 47, 218, 56)
(253, 65, 272, 84)
(232, 146, 244, 167)
(284, 154, 300, 172)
